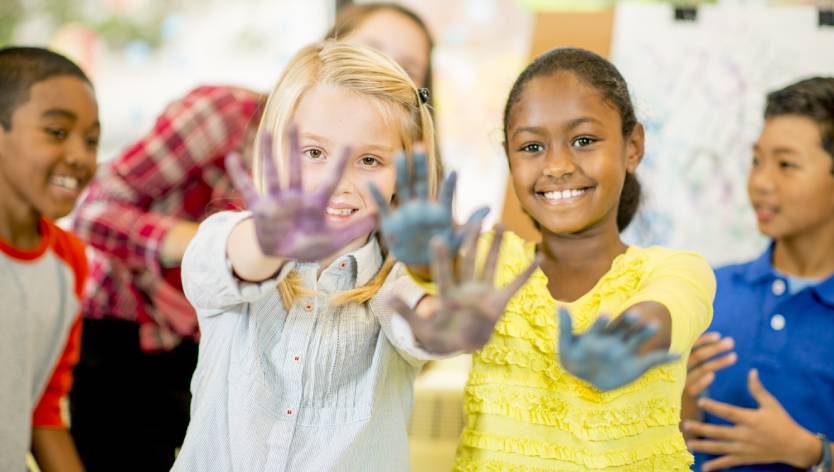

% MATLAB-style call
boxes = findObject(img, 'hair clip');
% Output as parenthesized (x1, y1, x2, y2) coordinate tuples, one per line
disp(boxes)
(417, 87, 430, 105)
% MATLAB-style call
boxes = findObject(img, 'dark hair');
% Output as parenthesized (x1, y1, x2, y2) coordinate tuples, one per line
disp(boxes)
(0, 46, 92, 130)
(503, 47, 641, 232)
(765, 77, 834, 173)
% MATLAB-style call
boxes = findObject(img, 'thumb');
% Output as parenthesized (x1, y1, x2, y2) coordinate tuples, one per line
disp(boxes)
(747, 369, 777, 408)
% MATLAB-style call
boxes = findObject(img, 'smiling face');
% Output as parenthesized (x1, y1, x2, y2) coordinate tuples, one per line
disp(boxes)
(505, 72, 643, 237)
(748, 115, 834, 241)
(0, 75, 99, 221)
(291, 83, 399, 231)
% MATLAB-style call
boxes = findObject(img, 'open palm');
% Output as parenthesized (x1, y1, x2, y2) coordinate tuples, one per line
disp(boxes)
(226, 130, 375, 262)
(392, 224, 539, 354)
(558, 308, 680, 391)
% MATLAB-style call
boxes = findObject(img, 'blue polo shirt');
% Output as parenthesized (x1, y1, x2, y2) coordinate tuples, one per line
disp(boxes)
(693, 245, 834, 471)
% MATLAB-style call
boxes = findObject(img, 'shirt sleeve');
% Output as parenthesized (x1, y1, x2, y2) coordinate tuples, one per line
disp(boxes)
(371, 264, 454, 366)
(72, 86, 260, 276)
(622, 250, 717, 354)
(31, 315, 82, 428)
(181, 211, 294, 316)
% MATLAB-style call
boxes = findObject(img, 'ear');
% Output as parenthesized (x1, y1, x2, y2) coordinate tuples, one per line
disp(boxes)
(625, 123, 645, 173)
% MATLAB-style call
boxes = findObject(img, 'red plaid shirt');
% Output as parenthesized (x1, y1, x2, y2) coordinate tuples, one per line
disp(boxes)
(73, 85, 263, 352)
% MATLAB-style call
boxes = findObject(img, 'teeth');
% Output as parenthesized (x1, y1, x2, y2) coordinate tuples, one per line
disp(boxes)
(50, 175, 80, 190)
(326, 207, 354, 216)
(542, 188, 585, 201)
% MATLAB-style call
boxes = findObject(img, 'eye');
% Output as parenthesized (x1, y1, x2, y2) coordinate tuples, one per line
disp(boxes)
(303, 147, 325, 160)
(518, 142, 544, 153)
(44, 127, 67, 140)
(570, 136, 596, 148)
(86, 135, 100, 148)
(778, 160, 798, 170)
(359, 155, 381, 167)
(751, 156, 760, 167)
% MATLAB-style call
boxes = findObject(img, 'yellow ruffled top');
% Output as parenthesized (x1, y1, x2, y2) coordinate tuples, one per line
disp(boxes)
(453, 231, 716, 471)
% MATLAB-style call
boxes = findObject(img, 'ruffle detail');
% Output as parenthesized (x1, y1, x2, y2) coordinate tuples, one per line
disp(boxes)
(471, 345, 677, 403)
(456, 429, 692, 471)
(453, 450, 693, 472)
(464, 383, 681, 441)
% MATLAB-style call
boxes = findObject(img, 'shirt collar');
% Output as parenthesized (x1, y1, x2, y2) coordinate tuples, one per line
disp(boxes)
(814, 272, 834, 306)
(740, 243, 776, 284)
(347, 235, 383, 287)
(739, 242, 834, 306)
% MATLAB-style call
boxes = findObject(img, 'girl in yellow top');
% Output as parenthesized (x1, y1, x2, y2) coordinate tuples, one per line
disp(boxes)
(371, 47, 716, 471)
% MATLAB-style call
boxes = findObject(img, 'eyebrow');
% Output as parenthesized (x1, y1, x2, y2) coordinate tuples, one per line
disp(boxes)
(42, 108, 100, 130)
(564, 116, 603, 130)
(300, 133, 394, 153)
(753, 144, 798, 156)
(510, 117, 603, 140)
(42, 108, 79, 119)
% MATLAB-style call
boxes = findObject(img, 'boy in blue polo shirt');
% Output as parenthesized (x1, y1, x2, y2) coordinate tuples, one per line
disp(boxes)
(681, 77, 834, 471)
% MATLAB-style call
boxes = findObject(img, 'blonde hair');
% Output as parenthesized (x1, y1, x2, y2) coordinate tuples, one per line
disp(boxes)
(253, 40, 441, 309)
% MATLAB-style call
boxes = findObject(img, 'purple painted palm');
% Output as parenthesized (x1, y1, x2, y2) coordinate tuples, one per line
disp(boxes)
(225, 131, 376, 262)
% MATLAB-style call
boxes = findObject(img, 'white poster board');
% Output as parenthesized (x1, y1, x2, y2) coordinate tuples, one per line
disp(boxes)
(612, 3, 834, 265)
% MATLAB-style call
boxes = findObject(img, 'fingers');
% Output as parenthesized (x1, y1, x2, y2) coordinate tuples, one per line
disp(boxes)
(412, 146, 428, 200)
(316, 146, 351, 201)
(481, 224, 505, 285)
(455, 206, 490, 249)
(459, 217, 481, 282)
(368, 183, 392, 218)
(587, 315, 610, 337)
(395, 152, 412, 201)
(605, 312, 641, 338)
(287, 127, 303, 190)
(681, 420, 739, 441)
(698, 397, 754, 425)
(686, 352, 737, 396)
(689, 334, 735, 371)
(623, 322, 658, 352)
(747, 369, 777, 408)
(701, 455, 747, 472)
(430, 236, 454, 297)
(439, 171, 457, 211)
(260, 132, 282, 195)
(685, 369, 716, 398)
(324, 215, 376, 252)
(635, 350, 680, 373)
(225, 152, 259, 205)
(686, 438, 741, 456)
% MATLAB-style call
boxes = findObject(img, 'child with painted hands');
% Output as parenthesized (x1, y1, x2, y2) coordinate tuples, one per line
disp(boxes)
(379, 48, 716, 471)
(173, 41, 448, 472)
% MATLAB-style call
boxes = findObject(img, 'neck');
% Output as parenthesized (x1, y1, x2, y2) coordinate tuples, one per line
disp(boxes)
(0, 185, 41, 250)
(772, 221, 834, 278)
(538, 221, 628, 302)
(318, 232, 371, 275)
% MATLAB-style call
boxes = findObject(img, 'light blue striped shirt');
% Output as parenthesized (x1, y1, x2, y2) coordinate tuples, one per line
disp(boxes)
(173, 211, 437, 471)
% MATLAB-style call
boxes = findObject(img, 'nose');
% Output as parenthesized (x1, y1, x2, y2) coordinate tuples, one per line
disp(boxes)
(542, 145, 577, 179)
(748, 160, 776, 196)
(65, 134, 97, 170)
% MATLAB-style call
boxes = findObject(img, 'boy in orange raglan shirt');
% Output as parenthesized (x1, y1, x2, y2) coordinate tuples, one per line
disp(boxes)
(0, 46, 99, 472)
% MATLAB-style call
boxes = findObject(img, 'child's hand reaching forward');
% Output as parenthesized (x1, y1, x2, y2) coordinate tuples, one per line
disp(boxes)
(226, 131, 375, 262)
(369, 148, 488, 267)
(391, 224, 540, 354)
(558, 308, 680, 391)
